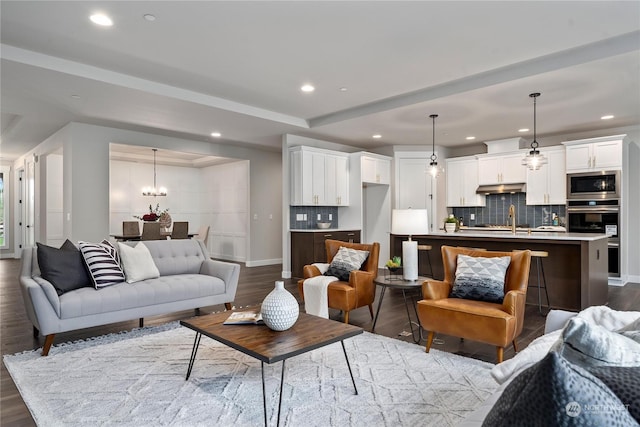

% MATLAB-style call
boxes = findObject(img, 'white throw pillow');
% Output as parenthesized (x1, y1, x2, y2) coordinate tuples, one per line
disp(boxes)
(117, 242, 160, 283)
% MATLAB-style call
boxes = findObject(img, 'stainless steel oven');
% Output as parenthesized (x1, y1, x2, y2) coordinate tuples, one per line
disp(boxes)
(567, 170, 620, 200)
(567, 199, 620, 277)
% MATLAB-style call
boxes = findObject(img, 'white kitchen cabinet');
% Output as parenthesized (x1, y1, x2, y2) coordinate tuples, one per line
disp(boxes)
(362, 155, 390, 184)
(526, 147, 566, 205)
(446, 157, 485, 207)
(564, 137, 622, 172)
(290, 147, 349, 206)
(478, 152, 527, 185)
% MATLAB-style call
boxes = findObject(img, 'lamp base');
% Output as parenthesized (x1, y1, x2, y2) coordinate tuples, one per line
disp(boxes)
(402, 240, 418, 281)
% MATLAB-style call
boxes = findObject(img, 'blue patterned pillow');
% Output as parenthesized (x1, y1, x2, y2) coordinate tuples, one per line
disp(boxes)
(450, 254, 510, 303)
(79, 240, 125, 289)
(325, 246, 369, 281)
(483, 352, 637, 426)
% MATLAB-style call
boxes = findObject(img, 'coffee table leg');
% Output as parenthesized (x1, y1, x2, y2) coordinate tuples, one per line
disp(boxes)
(261, 361, 267, 427)
(371, 285, 387, 332)
(277, 360, 286, 427)
(341, 340, 358, 395)
(185, 332, 202, 380)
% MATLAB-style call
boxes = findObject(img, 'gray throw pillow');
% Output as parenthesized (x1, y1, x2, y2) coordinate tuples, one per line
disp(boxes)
(483, 352, 637, 427)
(556, 317, 640, 367)
(324, 246, 369, 281)
(587, 366, 640, 423)
(450, 255, 511, 304)
(36, 240, 92, 295)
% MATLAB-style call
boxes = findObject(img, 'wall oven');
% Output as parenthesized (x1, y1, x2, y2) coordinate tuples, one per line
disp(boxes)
(567, 199, 620, 277)
(567, 170, 620, 200)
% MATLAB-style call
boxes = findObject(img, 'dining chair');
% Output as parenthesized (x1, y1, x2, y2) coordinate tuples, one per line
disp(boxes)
(141, 222, 163, 241)
(122, 221, 140, 237)
(195, 225, 210, 246)
(171, 221, 189, 239)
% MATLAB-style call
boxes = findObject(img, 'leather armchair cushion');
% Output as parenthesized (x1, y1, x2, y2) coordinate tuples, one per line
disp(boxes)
(450, 254, 511, 304)
(325, 246, 370, 281)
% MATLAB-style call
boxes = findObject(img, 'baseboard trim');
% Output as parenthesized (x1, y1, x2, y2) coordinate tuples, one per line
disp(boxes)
(623, 274, 639, 285)
(282, 271, 292, 279)
(245, 258, 282, 268)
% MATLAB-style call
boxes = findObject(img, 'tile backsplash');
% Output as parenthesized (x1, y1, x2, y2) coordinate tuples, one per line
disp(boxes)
(290, 206, 339, 229)
(452, 193, 566, 228)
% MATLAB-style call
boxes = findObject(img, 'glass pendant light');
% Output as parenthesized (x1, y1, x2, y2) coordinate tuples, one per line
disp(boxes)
(522, 92, 548, 170)
(428, 114, 444, 178)
(142, 148, 167, 196)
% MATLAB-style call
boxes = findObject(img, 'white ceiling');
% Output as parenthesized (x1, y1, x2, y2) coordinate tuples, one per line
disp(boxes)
(1, 1, 639, 160)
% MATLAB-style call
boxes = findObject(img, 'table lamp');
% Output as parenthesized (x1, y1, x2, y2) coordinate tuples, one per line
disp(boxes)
(391, 209, 429, 281)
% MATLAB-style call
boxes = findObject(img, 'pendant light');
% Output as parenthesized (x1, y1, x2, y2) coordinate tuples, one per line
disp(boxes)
(428, 114, 443, 178)
(142, 148, 167, 196)
(522, 92, 548, 170)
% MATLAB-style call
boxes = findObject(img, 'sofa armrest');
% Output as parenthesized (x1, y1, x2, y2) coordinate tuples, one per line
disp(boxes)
(421, 279, 450, 300)
(544, 309, 577, 334)
(303, 265, 322, 279)
(200, 259, 240, 298)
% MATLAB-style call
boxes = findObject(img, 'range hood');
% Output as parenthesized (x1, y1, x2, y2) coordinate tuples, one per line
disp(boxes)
(476, 183, 527, 195)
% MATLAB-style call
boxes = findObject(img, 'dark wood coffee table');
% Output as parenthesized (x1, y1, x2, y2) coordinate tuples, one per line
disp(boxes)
(180, 311, 363, 427)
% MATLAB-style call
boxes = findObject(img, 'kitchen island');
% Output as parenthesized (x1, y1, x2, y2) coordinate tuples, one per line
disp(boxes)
(390, 230, 609, 311)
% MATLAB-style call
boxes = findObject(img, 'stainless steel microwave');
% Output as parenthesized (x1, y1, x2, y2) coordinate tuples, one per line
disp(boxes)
(567, 170, 620, 200)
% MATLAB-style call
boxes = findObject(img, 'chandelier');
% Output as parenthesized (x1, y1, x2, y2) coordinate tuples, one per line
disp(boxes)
(428, 114, 444, 178)
(142, 148, 167, 197)
(522, 92, 548, 170)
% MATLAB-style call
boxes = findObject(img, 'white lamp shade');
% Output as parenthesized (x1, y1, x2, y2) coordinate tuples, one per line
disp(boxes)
(391, 209, 429, 236)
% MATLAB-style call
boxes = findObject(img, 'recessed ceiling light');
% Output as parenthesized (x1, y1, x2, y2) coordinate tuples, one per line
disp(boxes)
(465, 136, 476, 140)
(71, 94, 81, 99)
(143, 14, 156, 22)
(372, 134, 382, 139)
(601, 115, 614, 120)
(210, 132, 221, 138)
(90, 13, 113, 26)
(339, 87, 348, 92)
(518, 128, 529, 132)
(300, 84, 315, 93)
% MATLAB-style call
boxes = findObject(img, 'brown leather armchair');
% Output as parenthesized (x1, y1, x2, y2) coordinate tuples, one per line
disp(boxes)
(416, 245, 531, 363)
(298, 239, 380, 324)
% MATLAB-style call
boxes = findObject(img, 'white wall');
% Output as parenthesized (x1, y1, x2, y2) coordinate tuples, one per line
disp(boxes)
(12, 122, 282, 266)
(110, 159, 249, 262)
(45, 153, 64, 247)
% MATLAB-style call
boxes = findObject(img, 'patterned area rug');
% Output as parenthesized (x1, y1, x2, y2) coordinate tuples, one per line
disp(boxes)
(4, 322, 498, 426)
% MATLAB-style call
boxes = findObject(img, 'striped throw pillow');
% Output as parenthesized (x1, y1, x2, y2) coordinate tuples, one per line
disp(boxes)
(79, 240, 125, 289)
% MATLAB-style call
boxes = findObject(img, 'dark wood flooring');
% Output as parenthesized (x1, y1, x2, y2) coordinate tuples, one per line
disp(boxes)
(2, 257, 639, 426)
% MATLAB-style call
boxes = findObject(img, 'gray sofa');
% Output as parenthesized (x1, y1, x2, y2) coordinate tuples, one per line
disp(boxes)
(20, 239, 240, 356)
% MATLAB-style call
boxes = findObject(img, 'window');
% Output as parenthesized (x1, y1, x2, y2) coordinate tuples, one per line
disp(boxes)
(0, 166, 8, 249)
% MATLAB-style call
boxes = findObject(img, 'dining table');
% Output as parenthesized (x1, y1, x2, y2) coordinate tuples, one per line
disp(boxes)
(110, 232, 196, 241)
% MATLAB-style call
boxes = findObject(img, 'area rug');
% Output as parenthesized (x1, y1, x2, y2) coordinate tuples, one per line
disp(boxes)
(4, 322, 498, 426)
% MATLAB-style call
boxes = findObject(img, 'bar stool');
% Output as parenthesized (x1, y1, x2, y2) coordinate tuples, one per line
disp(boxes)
(417, 244, 434, 278)
(530, 250, 550, 314)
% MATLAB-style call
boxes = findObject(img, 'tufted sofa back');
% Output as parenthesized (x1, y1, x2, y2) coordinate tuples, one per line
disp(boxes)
(133, 239, 207, 276)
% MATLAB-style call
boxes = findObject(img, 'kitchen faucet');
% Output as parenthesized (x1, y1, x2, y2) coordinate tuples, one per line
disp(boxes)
(508, 204, 516, 234)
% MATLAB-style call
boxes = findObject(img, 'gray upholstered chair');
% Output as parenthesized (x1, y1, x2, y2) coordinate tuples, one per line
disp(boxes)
(141, 222, 163, 240)
(122, 221, 140, 237)
(195, 225, 210, 246)
(171, 222, 189, 239)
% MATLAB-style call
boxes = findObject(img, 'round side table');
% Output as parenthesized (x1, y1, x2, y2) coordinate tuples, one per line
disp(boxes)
(372, 275, 430, 343)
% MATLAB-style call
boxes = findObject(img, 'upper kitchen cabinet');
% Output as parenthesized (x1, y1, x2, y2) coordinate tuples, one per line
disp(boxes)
(361, 154, 391, 185)
(526, 146, 566, 205)
(446, 156, 486, 207)
(563, 135, 623, 172)
(478, 152, 527, 185)
(290, 146, 349, 206)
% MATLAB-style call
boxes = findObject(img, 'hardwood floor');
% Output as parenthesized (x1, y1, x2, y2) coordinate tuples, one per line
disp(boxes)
(2, 257, 639, 426)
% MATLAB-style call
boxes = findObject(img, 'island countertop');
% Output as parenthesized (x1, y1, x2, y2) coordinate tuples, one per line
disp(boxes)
(429, 230, 608, 242)
(391, 231, 609, 311)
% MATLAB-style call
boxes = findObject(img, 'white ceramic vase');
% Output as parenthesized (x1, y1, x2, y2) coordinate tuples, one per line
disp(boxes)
(261, 281, 299, 331)
(445, 223, 456, 233)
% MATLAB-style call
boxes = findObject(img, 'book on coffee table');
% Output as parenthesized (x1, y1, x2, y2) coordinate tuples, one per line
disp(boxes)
(223, 311, 264, 325)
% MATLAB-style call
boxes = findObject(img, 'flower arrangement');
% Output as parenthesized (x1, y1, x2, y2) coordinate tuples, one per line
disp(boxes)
(134, 204, 169, 222)
(385, 256, 401, 271)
